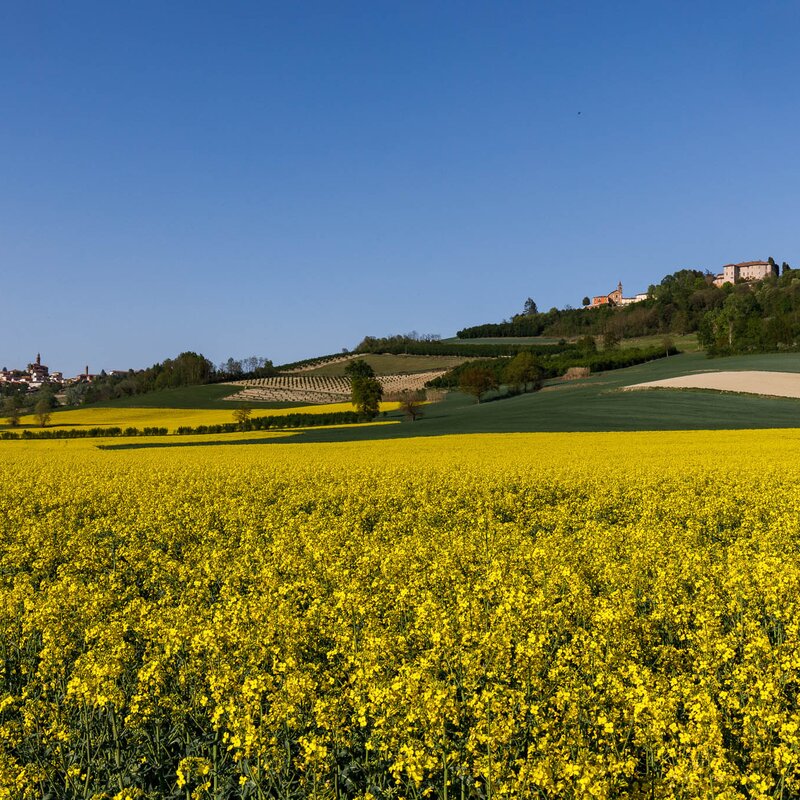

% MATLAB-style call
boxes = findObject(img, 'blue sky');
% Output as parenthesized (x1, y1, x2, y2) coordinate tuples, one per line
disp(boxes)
(2, 1, 799, 374)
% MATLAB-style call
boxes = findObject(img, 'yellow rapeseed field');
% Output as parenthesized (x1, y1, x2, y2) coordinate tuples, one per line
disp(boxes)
(14, 401, 400, 433)
(2, 430, 800, 799)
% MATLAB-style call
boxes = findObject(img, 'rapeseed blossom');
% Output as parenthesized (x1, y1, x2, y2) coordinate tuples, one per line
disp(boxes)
(0, 430, 799, 798)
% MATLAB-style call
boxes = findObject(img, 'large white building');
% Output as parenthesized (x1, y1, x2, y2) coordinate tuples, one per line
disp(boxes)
(712, 260, 778, 287)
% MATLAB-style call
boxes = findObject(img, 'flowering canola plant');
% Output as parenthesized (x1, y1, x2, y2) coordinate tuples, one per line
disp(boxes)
(1, 429, 800, 799)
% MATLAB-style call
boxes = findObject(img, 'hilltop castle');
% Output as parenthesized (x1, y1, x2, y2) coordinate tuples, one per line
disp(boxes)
(711, 260, 778, 287)
(587, 260, 782, 308)
(586, 282, 648, 309)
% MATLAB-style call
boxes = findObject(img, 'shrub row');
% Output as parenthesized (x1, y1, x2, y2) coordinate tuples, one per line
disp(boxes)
(456, 317, 547, 338)
(0, 411, 372, 440)
(0, 426, 169, 440)
(175, 410, 364, 435)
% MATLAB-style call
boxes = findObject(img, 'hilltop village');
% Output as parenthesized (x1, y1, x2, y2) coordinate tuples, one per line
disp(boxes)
(0, 355, 117, 392)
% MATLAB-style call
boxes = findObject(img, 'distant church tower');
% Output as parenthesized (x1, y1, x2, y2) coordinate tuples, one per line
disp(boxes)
(607, 281, 624, 306)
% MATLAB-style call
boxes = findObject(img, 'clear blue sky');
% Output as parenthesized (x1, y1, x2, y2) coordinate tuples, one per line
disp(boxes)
(2, 1, 799, 374)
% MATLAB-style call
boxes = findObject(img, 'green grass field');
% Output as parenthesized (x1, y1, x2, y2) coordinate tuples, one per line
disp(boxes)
(102, 351, 800, 450)
(301, 353, 468, 376)
(88, 384, 309, 410)
(618, 333, 700, 351)
(307, 352, 800, 441)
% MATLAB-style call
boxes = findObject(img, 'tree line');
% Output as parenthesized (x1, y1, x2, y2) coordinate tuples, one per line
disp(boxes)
(0, 408, 378, 440)
(355, 334, 569, 358)
(427, 345, 678, 400)
(0, 426, 169, 440)
(697, 273, 800, 354)
(63, 352, 276, 405)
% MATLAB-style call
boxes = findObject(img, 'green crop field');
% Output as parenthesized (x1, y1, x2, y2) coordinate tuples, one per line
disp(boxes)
(101, 351, 800, 451)
(617, 333, 700, 351)
(89, 384, 309, 410)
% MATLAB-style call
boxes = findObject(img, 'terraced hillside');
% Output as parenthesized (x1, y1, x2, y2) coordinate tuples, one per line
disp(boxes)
(225, 371, 446, 404)
(296, 353, 468, 376)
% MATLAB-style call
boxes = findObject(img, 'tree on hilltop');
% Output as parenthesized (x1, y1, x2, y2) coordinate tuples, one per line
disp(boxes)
(344, 359, 376, 379)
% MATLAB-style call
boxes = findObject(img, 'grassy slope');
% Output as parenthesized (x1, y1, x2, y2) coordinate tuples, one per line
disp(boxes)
(302, 353, 468, 376)
(263, 351, 800, 443)
(102, 351, 800, 449)
(86, 384, 308, 410)
(618, 333, 700, 352)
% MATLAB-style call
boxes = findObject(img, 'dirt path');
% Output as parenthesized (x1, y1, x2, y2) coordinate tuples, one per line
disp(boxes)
(624, 370, 800, 398)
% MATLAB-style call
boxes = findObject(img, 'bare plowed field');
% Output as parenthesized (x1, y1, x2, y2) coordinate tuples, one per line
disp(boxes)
(624, 370, 800, 398)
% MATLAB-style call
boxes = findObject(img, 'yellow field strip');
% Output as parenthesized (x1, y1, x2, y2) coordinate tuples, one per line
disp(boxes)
(11, 401, 401, 433)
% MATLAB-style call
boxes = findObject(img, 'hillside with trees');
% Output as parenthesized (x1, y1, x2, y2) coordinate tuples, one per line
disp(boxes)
(65, 352, 276, 405)
(456, 262, 800, 355)
(36, 261, 800, 414)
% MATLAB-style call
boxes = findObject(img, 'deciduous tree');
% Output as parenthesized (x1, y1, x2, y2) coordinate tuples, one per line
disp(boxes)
(459, 367, 498, 403)
(2, 396, 20, 427)
(396, 389, 425, 421)
(344, 359, 376, 379)
(233, 405, 253, 429)
(503, 352, 543, 393)
(34, 398, 51, 428)
(351, 375, 383, 419)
